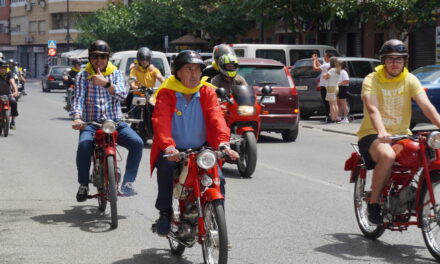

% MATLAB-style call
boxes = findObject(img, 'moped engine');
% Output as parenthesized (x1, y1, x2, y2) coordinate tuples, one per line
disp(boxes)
(384, 185, 416, 218)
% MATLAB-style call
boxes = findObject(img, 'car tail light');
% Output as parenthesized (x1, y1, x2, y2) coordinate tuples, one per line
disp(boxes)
(48, 76, 55, 81)
(424, 87, 428, 92)
(316, 79, 320, 91)
(284, 67, 297, 96)
(262, 110, 269, 115)
(293, 108, 299, 114)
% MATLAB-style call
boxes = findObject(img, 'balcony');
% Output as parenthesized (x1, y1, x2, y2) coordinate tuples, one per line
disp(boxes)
(47, 0, 107, 13)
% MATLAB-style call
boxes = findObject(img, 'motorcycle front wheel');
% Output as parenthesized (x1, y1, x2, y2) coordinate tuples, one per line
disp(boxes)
(420, 172, 440, 261)
(353, 167, 385, 239)
(2, 110, 9, 137)
(202, 200, 228, 264)
(237, 132, 257, 178)
(106, 156, 118, 229)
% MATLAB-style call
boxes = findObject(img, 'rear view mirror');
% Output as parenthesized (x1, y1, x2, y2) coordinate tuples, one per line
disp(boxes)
(261, 85, 272, 95)
(215, 87, 227, 99)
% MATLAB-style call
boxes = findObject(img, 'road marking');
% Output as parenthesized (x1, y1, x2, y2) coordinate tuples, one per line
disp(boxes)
(258, 162, 349, 191)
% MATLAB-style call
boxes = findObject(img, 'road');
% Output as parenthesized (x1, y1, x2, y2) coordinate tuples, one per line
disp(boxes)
(0, 81, 436, 264)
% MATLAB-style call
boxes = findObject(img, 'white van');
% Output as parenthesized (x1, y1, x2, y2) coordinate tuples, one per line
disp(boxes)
(231, 44, 340, 67)
(110, 50, 171, 88)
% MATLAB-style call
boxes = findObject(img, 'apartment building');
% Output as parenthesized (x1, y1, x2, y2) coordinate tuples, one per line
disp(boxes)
(10, 0, 110, 77)
(0, 0, 16, 59)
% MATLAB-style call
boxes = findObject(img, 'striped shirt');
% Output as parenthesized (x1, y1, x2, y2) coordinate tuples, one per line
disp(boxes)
(70, 69, 127, 122)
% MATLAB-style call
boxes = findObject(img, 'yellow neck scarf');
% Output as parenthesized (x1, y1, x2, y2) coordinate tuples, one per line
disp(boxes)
(71, 67, 81, 72)
(134, 60, 150, 72)
(375, 65, 408, 83)
(154, 76, 215, 98)
(84, 61, 117, 79)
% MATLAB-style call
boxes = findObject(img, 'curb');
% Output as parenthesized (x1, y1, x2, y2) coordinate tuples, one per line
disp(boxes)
(301, 124, 357, 137)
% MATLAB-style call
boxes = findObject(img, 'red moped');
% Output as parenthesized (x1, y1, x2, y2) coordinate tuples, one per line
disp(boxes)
(344, 131, 440, 261)
(152, 147, 229, 264)
(216, 85, 272, 178)
(0, 95, 11, 137)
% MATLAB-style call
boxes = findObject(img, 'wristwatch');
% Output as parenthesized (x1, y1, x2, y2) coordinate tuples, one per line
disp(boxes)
(104, 81, 111, 89)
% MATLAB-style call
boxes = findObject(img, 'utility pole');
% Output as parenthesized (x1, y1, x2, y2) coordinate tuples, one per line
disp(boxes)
(65, 0, 72, 51)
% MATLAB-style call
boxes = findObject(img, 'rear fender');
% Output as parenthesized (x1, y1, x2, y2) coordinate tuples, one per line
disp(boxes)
(345, 152, 362, 183)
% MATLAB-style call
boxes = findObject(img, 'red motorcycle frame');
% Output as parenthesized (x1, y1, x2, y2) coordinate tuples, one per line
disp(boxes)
(152, 147, 228, 264)
(0, 95, 11, 137)
(86, 120, 122, 229)
(344, 131, 440, 261)
(216, 85, 271, 178)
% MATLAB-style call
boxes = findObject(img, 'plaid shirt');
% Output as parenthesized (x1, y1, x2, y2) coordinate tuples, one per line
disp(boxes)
(70, 69, 127, 122)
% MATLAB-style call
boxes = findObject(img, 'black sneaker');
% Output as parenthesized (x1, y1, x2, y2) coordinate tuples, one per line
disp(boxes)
(76, 184, 89, 202)
(155, 210, 171, 236)
(9, 121, 15, 130)
(367, 203, 383, 225)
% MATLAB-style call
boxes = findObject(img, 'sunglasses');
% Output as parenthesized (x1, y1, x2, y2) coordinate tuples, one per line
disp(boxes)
(384, 56, 405, 64)
(90, 53, 109, 60)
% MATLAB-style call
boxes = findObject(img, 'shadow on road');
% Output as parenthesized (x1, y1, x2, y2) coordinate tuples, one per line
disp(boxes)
(314, 233, 436, 263)
(256, 134, 285, 144)
(31, 205, 127, 233)
(113, 248, 201, 264)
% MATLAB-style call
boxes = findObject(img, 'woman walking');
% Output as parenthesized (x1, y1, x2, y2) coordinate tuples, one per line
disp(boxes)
(324, 57, 341, 123)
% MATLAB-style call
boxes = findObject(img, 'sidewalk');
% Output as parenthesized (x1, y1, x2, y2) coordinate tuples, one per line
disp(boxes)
(300, 115, 437, 137)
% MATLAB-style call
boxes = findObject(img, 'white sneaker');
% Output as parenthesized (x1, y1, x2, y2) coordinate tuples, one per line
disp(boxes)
(337, 117, 349, 124)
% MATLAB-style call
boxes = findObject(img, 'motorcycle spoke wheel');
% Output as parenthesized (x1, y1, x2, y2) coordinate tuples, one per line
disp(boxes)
(420, 173, 440, 261)
(97, 187, 107, 212)
(237, 132, 257, 178)
(3, 114, 9, 137)
(202, 200, 228, 264)
(353, 168, 385, 239)
(107, 156, 118, 229)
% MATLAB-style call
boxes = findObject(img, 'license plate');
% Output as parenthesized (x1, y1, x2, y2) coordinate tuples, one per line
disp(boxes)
(258, 96, 275, 103)
(296, 85, 308, 90)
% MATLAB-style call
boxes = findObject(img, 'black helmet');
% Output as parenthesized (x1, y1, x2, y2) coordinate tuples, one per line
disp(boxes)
(137, 47, 152, 62)
(88, 40, 110, 55)
(71, 59, 81, 65)
(212, 44, 235, 63)
(0, 60, 7, 68)
(379, 39, 408, 59)
(172, 50, 205, 75)
(8, 59, 14, 64)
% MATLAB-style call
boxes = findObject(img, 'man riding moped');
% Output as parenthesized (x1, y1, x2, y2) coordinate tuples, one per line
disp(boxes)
(71, 40, 144, 200)
(357, 39, 440, 225)
(0, 60, 19, 130)
(63, 59, 81, 111)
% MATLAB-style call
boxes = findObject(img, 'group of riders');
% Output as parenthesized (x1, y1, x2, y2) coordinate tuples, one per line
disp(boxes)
(4, 37, 437, 235)
(0, 55, 27, 131)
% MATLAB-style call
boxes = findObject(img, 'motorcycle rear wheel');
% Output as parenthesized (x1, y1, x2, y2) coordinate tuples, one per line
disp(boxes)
(353, 168, 385, 239)
(107, 156, 118, 229)
(202, 200, 228, 264)
(237, 132, 257, 178)
(2, 111, 9, 137)
(420, 172, 440, 261)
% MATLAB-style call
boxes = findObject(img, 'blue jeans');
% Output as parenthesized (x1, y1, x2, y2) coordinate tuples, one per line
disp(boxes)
(155, 152, 225, 212)
(76, 122, 143, 185)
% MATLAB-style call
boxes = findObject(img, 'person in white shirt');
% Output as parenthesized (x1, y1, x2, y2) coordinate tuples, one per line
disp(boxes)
(337, 61, 350, 123)
(323, 57, 341, 122)
(313, 52, 331, 122)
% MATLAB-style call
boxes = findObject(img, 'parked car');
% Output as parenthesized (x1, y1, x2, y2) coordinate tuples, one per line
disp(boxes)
(41, 66, 71, 92)
(232, 44, 340, 67)
(237, 58, 300, 142)
(291, 57, 380, 119)
(411, 64, 440, 127)
(110, 50, 171, 87)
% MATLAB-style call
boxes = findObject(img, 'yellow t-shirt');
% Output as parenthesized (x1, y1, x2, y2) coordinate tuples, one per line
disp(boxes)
(129, 65, 160, 88)
(357, 72, 424, 140)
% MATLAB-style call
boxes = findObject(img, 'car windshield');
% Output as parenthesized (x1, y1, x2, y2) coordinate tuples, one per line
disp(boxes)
(412, 67, 440, 83)
(238, 65, 289, 87)
(291, 60, 320, 78)
(126, 57, 166, 76)
(51, 67, 70, 75)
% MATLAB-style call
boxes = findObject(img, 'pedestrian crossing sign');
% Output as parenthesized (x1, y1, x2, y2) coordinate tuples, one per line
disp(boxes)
(48, 40, 57, 49)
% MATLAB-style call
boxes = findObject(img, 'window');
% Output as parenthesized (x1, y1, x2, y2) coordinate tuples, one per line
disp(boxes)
(0, 0, 6, 6)
(234, 49, 245, 57)
(29, 21, 38, 33)
(348, 61, 375, 78)
(38, 21, 46, 33)
(238, 65, 290, 87)
(289, 50, 319, 66)
(255, 49, 286, 65)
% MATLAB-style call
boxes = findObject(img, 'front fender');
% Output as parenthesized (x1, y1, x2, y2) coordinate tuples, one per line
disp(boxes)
(429, 160, 440, 171)
(203, 188, 224, 202)
(104, 146, 116, 156)
(236, 126, 254, 135)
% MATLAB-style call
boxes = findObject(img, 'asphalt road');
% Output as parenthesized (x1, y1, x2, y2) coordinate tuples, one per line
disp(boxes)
(0, 81, 437, 264)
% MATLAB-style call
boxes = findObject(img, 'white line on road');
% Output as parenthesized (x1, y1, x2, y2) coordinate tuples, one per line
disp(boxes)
(258, 162, 349, 191)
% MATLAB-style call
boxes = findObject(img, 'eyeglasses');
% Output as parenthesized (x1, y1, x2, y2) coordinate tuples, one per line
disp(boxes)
(90, 53, 109, 60)
(385, 57, 405, 64)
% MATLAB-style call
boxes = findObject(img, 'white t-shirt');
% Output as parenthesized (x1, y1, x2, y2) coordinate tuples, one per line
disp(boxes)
(339, 69, 349, 86)
(319, 62, 330, 87)
(327, 68, 340, 87)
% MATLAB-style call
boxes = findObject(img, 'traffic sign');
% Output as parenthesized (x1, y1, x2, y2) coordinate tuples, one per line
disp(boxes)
(48, 40, 57, 49)
(48, 48, 57, 56)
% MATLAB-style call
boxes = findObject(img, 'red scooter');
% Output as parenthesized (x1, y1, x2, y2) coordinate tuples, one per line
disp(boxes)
(216, 85, 272, 178)
(152, 147, 229, 264)
(0, 95, 11, 137)
(86, 120, 123, 228)
(344, 131, 440, 261)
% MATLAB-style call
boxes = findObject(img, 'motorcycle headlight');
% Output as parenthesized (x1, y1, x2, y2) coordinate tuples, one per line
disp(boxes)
(201, 174, 213, 187)
(237, 105, 255, 116)
(197, 150, 217, 170)
(428, 131, 440, 149)
(102, 120, 116, 134)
